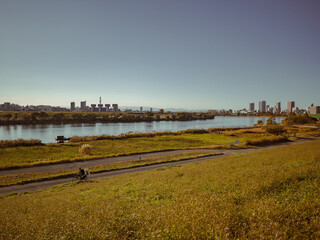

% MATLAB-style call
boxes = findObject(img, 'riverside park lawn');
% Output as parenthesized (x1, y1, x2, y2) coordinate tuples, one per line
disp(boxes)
(1, 139, 320, 239)
(0, 132, 249, 169)
(0, 127, 302, 169)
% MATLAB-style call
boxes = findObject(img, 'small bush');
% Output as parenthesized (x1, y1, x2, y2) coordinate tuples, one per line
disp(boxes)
(79, 144, 92, 155)
(265, 124, 286, 135)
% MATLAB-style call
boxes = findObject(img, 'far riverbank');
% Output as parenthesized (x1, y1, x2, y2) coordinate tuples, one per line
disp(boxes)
(0, 116, 281, 143)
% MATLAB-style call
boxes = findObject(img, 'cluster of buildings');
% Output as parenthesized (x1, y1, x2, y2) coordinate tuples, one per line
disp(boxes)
(207, 101, 320, 115)
(247, 101, 320, 115)
(0, 102, 67, 112)
(70, 98, 154, 113)
(1, 98, 319, 115)
(70, 98, 119, 112)
(0, 99, 153, 113)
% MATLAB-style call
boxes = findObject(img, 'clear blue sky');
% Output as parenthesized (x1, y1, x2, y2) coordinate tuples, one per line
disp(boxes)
(1, 0, 319, 110)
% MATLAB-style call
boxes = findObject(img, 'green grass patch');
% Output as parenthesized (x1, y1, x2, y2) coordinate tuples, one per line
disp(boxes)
(0, 133, 246, 169)
(0, 152, 221, 186)
(1, 140, 320, 238)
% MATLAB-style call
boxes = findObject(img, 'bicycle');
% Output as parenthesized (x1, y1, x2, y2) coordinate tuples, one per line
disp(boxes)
(72, 173, 88, 182)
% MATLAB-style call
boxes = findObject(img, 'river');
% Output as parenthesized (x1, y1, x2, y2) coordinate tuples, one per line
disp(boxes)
(0, 116, 281, 143)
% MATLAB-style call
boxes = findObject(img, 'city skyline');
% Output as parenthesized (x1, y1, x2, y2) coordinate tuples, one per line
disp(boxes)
(1, 1, 320, 109)
(1, 98, 317, 113)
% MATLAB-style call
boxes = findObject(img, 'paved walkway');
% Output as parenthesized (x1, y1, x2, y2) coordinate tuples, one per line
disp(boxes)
(1, 138, 318, 196)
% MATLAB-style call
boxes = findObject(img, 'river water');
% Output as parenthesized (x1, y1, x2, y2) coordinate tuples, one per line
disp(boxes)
(0, 116, 281, 143)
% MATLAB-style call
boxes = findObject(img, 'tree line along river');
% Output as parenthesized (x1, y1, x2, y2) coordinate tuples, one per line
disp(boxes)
(0, 116, 281, 143)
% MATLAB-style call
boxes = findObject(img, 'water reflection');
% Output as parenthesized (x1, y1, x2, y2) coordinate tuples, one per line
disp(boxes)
(70, 123, 83, 128)
(0, 116, 282, 143)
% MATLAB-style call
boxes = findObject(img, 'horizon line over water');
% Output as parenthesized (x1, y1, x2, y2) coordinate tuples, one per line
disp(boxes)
(0, 116, 281, 143)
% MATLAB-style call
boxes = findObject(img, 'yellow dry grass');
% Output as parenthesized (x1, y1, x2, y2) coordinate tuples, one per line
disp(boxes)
(1, 140, 320, 239)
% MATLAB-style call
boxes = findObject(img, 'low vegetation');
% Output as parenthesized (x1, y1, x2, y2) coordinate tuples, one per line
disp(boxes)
(283, 113, 318, 126)
(69, 127, 253, 142)
(0, 132, 247, 169)
(0, 152, 220, 186)
(244, 135, 288, 146)
(0, 139, 43, 148)
(0, 111, 215, 125)
(1, 124, 320, 169)
(1, 140, 320, 239)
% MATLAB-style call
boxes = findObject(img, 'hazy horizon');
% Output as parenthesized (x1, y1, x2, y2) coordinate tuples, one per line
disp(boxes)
(1, 0, 319, 110)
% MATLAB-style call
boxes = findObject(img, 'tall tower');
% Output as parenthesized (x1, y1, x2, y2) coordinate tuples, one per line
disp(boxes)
(274, 102, 281, 114)
(249, 103, 255, 113)
(259, 100, 266, 113)
(80, 101, 86, 111)
(287, 101, 295, 113)
(70, 102, 75, 111)
(98, 97, 103, 112)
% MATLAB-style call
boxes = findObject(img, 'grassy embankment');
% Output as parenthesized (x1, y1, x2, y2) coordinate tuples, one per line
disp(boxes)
(0, 152, 221, 186)
(0, 128, 290, 169)
(1, 140, 320, 239)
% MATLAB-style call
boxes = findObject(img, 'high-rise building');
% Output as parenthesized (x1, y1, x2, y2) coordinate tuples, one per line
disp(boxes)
(80, 101, 86, 111)
(259, 100, 266, 113)
(70, 102, 75, 111)
(287, 101, 295, 113)
(249, 103, 255, 113)
(274, 102, 281, 114)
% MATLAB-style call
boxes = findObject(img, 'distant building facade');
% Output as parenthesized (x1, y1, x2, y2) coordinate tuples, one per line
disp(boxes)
(4, 102, 10, 111)
(70, 102, 75, 111)
(112, 104, 119, 112)
(80, 101, 87, 111)
(274, 102, 281, 114)
(287, 101, 295, 113)
(249, 103, 255, 113)
(310, 106, 320, 114)
(259, 100, 266, 113)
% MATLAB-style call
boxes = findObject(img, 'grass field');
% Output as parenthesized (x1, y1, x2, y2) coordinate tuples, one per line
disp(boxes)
(0, 133, 249, 169)
(1, 125, 319, 169)
(1, 140, 320, 239)
(0, 152, 221, 186)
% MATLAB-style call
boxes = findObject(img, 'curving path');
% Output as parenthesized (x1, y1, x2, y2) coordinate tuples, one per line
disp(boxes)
(1, 138, 318, 196)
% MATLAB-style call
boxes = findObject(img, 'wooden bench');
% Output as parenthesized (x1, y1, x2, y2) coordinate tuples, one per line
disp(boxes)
(56, 136, 70, 143)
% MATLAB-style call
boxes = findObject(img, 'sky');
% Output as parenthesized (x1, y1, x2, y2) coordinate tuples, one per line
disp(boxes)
(1, 0, 319, 110)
